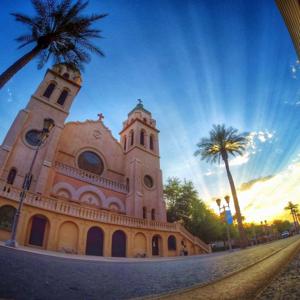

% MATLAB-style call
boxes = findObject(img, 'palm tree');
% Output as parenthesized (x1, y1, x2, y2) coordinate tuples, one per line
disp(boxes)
(0, 0, 107, 89)
(195, 124, 248, 247)
(284, 201, 299, 229)
(232, 213, 245, 225)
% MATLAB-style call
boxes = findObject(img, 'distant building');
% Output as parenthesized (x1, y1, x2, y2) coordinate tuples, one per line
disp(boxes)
(275, 0, 300, 59)
(0, 64, 210, 257)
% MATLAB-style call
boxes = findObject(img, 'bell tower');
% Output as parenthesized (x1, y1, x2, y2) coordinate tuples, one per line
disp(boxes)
(120, 100, 166, 221)
(0, 64, 82, 194)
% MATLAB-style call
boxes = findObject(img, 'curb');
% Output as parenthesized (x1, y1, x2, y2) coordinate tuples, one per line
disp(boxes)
(137, 236, 300, 300)
(0, 242, 209, 264)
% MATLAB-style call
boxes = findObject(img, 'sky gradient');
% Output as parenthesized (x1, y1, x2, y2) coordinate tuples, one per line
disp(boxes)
(0, 0, 300, 223)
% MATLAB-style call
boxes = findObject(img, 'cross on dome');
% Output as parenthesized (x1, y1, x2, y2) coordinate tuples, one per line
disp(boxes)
(97, 113, 104, 121)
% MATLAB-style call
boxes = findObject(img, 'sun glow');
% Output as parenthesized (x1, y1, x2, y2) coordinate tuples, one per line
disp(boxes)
(209, 161, 300, 223)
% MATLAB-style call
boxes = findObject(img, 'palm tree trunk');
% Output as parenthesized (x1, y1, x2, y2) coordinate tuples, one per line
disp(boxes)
(223, 155, 248, 248)
(0, 46, 41, 90)
(291, 210, 298, 232)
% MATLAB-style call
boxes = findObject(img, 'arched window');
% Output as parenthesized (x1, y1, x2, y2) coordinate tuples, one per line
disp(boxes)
(151, 209, 155, 220)
(57, 89, 68, 105)
(126, 178, 130, 191)
(150, 135, 154, 150)
(143, 207, 147, 219)
(0, 205, 16, 231)
(43, 82, 56, 98)
(7, 168, 17, 185)
(78, 151, 104, 175)
(168, 235, 177, 251)
(130, 130, 134, 146)
(124, 136, 127, 151)
(140, 130, 145, 146)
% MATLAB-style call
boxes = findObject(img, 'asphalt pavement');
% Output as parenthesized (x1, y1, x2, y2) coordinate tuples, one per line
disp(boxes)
(0, 236, 298, 300)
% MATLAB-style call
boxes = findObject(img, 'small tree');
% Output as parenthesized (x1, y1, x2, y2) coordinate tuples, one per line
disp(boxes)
(164, 178, 227, 244)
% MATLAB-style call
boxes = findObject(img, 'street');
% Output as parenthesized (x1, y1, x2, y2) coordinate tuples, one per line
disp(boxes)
(0, 236, 298, 300)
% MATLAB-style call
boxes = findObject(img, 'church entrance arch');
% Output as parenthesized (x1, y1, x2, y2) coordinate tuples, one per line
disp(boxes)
(28, 215, 49, 247)
(111, 230, 126, 257)
(152, 235, 162, 256)
(86, 226, 104, 256)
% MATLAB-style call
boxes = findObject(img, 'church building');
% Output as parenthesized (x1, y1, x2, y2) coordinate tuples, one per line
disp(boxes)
(0, 64, 210, 257)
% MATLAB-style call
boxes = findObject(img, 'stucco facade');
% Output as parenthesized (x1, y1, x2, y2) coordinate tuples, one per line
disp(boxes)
(0, 64, 210, 257)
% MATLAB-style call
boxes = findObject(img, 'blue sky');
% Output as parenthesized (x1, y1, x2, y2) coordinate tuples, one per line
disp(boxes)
(0, 0, 300, 220)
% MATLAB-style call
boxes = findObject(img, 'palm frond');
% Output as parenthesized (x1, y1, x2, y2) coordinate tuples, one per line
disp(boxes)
(37, 49, 51, 69)
(31, 0, 48, 19)
(16, 34, 36, 48)
(195, 124, 248, 165)
(11, 13, 37, 27)
(77, 38, 105, 56)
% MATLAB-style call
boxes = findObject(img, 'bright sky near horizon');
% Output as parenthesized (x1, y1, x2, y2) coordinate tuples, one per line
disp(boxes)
(0, 0, 299, 223)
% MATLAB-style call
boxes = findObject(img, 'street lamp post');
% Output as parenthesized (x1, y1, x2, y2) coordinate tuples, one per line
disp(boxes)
(216, 195, 233, 251)
(5, 118, 55, 248)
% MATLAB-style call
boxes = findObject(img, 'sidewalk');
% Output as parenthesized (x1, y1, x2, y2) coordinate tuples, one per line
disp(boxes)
(0, 241, 210, 263)
(149, 236, 300, 299)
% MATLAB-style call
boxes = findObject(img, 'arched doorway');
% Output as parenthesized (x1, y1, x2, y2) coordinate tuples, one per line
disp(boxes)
(111, 230, 126, 257)
(29, 215, 48, 247)
(168, 235, 177, 251)
(58, 221, 79, 254)
(152, 235, 162, 256)
(86, 227, 104, 256)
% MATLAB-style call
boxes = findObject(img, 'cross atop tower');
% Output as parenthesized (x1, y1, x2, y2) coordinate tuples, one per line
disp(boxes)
(97, 113, 104, 121)
(137, 99, 142, 105)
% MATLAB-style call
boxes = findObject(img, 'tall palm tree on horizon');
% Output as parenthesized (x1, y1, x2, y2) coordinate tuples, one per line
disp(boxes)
(195, 124, 248, 248)
(284, 201, 299, 230)
(0, 0, 107, 89)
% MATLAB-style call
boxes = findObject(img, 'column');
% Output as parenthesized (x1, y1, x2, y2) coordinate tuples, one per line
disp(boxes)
(104, 227, 112, 257)
(16, 210, 30, 246)
(78, 222, 88, 255)
(46, 217, 60, 251)
(146, 232, 153, 257)
(127, 230, 135, 258)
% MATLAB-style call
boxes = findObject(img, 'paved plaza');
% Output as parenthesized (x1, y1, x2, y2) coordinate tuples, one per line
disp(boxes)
(0, 236, 299, 300)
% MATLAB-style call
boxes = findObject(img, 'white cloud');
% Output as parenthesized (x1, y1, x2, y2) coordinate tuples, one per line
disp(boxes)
(290, 60, 300, 79)
(7, 87, 13, 102)
(219, 130, 275, 168)
(204, 170, 213, 176)
(229, 152, 250, 166)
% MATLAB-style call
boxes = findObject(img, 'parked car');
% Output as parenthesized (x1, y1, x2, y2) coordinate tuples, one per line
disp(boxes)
(281, 231, 289, 238)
